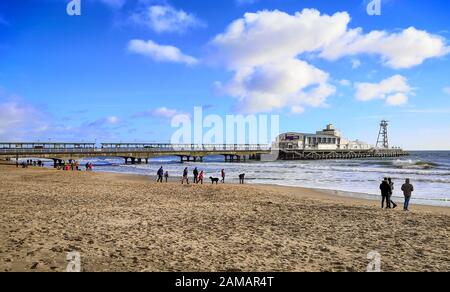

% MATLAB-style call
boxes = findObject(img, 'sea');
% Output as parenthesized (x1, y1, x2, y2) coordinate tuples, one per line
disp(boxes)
(45, 151, 450, 207)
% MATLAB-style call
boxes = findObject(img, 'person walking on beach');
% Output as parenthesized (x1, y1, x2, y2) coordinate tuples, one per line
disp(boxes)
(164, 171, 169, 183)
(401, 178, 414, 211)
(388, 178, 398, 209)
(182, 167, 189, 184)
(197, 170, 204, 184)
(221, 169, 226, 184)
(380, 178, 391, 209)
(157, 166, 164, 183)
(193, 167, 199, 184)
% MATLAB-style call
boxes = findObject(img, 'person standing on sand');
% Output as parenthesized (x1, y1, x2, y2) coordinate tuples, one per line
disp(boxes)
(157, 166, 164, 183)
(193, 167, 199, 184)
(388, 178, 398, 209)
(164, 171, 169, 183)
(401, 178, 414, 211)
(239, 173, 245, 184)
(197, 170, 204, 184)
(221, 169, 226, 183)
(380, 178, 391, 209)
(182, 167, 189, 184)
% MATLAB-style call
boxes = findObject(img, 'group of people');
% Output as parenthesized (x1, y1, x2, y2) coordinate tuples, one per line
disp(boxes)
(85, 162, 94, 171)
(380, 177, 414, 211)
(55, 161, 93, 171)
(16, 159, 45, 168)
(57, 161, 80, 171)
(156, 167, 239, 185)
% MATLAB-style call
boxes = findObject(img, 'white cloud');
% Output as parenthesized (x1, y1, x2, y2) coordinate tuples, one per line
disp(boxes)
(106, 116, 120, 124)
(128, 39, 198, 65)
(88, 116, 121, 127)
(134, 107, 186, 120)
(355, 75, 412, 106)
(208, 9, 448, 113)
(339, 79, 351, 86)
(210, 9, 346, 113)
(210, 9, 351, 70)
(321, 27, 449, 69)
(130, 4, 204, 33)
(385, 93, 408, 106)
(134, 107, 189, 120)
(209, 9, 449, 113)
(0, 90, 127, 141)
(215, 59, 335, 113)
(0, 100, 48, 140)
(443, 87, 450, 95)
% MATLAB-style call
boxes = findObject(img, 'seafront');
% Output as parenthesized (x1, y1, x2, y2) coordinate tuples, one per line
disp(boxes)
(1, 165, 448, 272)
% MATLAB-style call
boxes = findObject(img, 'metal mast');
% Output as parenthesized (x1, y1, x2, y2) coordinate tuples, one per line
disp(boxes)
(376, 120, 389, 149)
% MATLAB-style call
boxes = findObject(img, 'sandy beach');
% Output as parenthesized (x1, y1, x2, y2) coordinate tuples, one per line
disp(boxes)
(0, 165, 449, 272)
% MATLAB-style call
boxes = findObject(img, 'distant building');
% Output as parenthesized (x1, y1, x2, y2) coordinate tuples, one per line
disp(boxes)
(275, 124, 372, 151)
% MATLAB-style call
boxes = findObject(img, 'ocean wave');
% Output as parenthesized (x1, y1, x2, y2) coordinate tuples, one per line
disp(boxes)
(392, 159, 440, 169)
(356, 159, 443, 170)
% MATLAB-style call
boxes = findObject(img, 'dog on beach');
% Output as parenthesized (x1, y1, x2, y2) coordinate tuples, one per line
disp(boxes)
(210, 177, 219, 184)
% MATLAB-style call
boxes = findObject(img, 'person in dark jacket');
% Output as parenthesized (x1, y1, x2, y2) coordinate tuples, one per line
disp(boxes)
(401, 178, 414, 211)
(193, 167, 199, 184)
(157, 166, 164, 183)
(380, 178, 391, 209)
(164, 171, 169, 183)
(182, 167, 189, 185)
(387, 178, 398, 209)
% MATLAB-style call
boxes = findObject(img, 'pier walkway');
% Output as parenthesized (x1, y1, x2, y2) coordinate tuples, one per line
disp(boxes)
(0, 143, 270, 166)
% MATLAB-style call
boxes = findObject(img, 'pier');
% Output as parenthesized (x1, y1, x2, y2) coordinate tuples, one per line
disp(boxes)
(277, 148, 408, 160)
(0, 142, 270, 167)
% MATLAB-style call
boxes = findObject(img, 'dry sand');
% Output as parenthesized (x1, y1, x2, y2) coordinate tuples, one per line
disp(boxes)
(0, 165, 449, 272)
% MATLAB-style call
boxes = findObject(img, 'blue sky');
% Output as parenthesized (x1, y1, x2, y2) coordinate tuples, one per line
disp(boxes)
(0, 0, 449, 149)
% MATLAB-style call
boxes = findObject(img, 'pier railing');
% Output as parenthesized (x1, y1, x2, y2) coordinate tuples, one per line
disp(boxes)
(0, 143, 271, 155)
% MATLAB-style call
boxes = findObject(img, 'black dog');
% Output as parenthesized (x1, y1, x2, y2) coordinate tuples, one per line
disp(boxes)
(239, 173, 245, 184)
(210, 177, 219, 184)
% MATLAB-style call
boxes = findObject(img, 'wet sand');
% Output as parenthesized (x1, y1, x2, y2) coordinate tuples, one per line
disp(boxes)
(0, 165, 449, 272)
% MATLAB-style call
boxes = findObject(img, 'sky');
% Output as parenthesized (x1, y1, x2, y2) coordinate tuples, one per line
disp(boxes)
(0, 0, 449, 150)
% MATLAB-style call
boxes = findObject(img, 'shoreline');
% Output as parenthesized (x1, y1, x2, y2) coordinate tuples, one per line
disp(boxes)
(4, 162, 450, 210)
(90, 166, 450, 210)
(1, 165, 449, 271)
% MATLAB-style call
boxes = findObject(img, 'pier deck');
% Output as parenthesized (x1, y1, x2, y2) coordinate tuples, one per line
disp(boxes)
(278, 148, 408, 160)
(0, 143, 270, 165)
